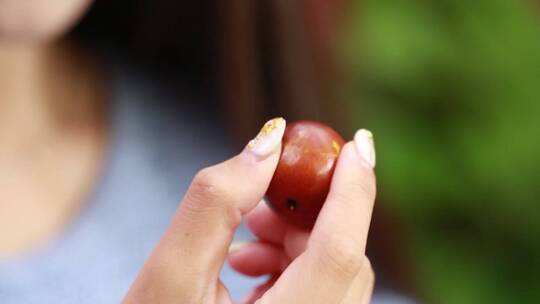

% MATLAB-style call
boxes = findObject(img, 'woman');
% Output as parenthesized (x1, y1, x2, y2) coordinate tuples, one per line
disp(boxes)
(0, 1, 384, 303)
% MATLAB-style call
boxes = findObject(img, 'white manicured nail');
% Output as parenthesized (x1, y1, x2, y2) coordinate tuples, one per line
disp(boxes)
(354, 129, 376, 168)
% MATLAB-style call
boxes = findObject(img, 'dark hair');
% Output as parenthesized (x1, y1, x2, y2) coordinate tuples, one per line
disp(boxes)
(71, 1, 343, 142)
(71, 0, 217, 94)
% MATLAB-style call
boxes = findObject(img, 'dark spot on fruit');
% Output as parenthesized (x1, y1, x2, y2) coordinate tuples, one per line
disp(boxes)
(286, 199, 298, 211)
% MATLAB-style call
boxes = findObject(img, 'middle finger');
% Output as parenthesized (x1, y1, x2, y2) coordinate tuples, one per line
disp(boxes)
(245, 201, 288, 244)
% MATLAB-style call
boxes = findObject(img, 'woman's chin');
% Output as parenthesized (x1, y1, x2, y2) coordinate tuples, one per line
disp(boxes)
(0, 0, 92, 45)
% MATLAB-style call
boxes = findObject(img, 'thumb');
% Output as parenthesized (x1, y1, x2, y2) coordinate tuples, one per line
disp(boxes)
(125, 118, 285, 302)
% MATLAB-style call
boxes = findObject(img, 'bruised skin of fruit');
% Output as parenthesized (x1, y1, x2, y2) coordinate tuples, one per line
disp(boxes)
(266, 121, 345, 229)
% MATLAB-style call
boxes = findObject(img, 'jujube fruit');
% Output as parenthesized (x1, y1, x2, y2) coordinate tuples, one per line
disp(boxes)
(266, 120, 345, 229)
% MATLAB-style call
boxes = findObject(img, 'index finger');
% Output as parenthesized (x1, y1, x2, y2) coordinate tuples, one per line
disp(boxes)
(245, 200, 288, 244)
(125, 118, 286, 303)
(245, 201, 310, 259)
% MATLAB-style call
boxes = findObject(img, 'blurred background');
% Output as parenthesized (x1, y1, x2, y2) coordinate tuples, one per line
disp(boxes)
(2, 0, 539, 302)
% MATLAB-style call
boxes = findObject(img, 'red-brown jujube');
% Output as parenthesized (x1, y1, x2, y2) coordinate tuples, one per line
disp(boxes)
(266, 120, 345, 229)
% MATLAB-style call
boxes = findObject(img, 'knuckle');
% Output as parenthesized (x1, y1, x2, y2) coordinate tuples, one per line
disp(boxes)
(185, 167, 241, 229)
(189, 167, 229, 206)
(318, 235, 364, 279)
(332, 170, 377, 206)
(334, 183, 375, 209)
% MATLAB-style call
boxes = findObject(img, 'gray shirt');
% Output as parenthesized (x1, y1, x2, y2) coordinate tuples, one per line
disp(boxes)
(0, 61, 412, 303)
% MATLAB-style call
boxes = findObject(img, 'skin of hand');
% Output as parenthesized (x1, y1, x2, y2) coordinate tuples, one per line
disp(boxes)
(124, 118, 377, 304)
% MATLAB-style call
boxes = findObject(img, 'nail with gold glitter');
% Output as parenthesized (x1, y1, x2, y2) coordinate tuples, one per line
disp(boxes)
(246, 117, 286, 158)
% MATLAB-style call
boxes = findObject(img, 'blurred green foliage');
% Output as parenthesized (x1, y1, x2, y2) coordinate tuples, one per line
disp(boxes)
(343, 0, 540, 302)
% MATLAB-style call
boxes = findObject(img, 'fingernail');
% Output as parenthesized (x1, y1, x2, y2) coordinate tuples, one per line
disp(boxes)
(246, 117, 286, 158)
(228, 241, 250, 254)
(354, 129, 376, 168)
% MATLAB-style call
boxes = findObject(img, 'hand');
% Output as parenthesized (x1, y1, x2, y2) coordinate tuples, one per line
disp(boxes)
(124, 119, 377, 304)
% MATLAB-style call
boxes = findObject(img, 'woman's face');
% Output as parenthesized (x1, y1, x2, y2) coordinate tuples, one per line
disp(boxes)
(0, 0, 93, 43)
